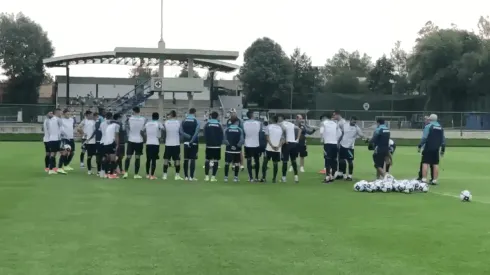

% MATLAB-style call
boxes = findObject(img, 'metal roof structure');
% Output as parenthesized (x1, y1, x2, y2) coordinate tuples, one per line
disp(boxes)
(43, 47, 240, 73)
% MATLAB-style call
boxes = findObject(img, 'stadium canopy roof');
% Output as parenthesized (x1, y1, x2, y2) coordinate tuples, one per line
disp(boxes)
(43, 47, 240, 73)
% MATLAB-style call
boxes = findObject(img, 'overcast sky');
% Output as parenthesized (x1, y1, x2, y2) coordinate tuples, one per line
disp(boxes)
(3, 0, 490, 80)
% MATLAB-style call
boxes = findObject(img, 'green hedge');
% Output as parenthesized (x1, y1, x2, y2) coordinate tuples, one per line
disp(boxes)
(1, 134, 490, 147)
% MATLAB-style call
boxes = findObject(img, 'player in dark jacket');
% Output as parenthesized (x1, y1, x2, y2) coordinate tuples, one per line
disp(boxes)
(223, 117, 244, 182)
(204, 111, 224, 181)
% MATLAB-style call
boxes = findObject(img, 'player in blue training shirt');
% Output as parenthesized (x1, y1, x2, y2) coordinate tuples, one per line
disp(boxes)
(223, 117, 244, 182)
(204, 111, 224, 182)
(180, 108, 200, 181)
(369, 118, 391, 179)
(418, 114, 445, 185)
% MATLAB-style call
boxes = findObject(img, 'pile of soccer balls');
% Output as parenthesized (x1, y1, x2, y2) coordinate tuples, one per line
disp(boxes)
(353, 175, 429, 194)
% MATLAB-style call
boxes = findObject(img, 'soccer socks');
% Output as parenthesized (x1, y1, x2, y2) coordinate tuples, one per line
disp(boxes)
(134, 158, 141, 174)
(124, 157, 131, 172)
(339, 160, 347, 174)
(212, 162, 219, 176)
(80, 152, 85, 164)
(150, 159, 156, 176)
(224, 163, 230, 177)
(117, 158, 123, 172)
(145, 156, 151, 175)
(234, 164, 240, 177)
(246, 158, 253, 179)
(204, 160, 210, 176)
(273, 162, 279, 180)
(183, 160, 189, 178)
(49, 156, 56, 170)
(87, 156, 93, 171)
(386, 164, 391, 173)
(96, 155, 101, 172)
(291, 160, 298, 176)
(347, 159, 354, 175)
(262, 158, 269, 179)
(282, 161, 288, 177)
(430, 165, 434, 180)
(254, 156, 260, 179)
(58, 155, 65, 168)
(44, 155, 49, 169)
(163, 164, 169, 174)
(66, 153, 74, 165)
(190, 159, 196, 179)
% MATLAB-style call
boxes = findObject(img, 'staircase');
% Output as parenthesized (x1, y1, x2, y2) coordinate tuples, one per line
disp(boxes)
(104, 79, 154, 114)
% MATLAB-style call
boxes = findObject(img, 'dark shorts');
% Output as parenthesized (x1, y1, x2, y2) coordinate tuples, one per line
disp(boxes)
(104, 142, 116, 155)
(259, 146, 266, 156)
(184, 143, 198, 160)
(127, 142, 144, 156)
(281, 142, 298, 161)
(373, 150, 389, 169)
(85, 144, 97, 157)
(81, 139, 87, 151)
(62, 139, 75, 152)
(44, 142, 49, 153)
(244, 146, 260, 159)
(118, 144, 126, 157)
(146, 144, 160, 159)
(339, 146, 355, 160)
(225, 152, 241, 163)
(323, 144, 338, 160)
(298, 143, 308, 157)
(164, 145, 181, 161)
(205, 148, 222, 160)
(266, 150, 281, 162)
(47, 140, 61, 153)
(422, 150, 440, 165)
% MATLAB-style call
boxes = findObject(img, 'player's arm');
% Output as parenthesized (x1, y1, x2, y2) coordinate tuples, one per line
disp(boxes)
(337, 125, 344, 144)
(303, 124, 316, 135)
(76, 119, 85, 134)
(294, 125, 300, 142)
(217, 124, 225, 145)
(418, 124, 430, 149)
(114, 125, 120, 149)
(441, 128, 446, 155)
(59, 118, 67, 139)
(190, 119, 200, 143)
(223, 128, 230, 146)
(237, 128, 245, 147)
(203, 122, 209, 141)
(356, 125, 368, 140)
(179, 121, 191, 140)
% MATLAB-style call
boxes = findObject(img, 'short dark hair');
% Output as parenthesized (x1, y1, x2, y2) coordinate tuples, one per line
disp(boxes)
(246, 111, 254, 119)
(323, 113, 332, 119)
(351, 116, 358, 120)
(263, 121, 269, 126)
(377, 118, 385, 124)
(62, 108, 69, 114)
(113, 113, 121, 120)
(277, 114, 285, 120)
(271, 116, 278, 123)
(132, 107, 140, 113)
(85, 110, 92, 115)
(210, 111, 219, 119)
(105, 112, 113, 119)
(152, 112, 159, 120)
(189, 108, 196, 114)
(93, 112, 99, 117)
(333, 110, 341, 115)
(55, 108, 61, 112)
(168, 110, 177, 118)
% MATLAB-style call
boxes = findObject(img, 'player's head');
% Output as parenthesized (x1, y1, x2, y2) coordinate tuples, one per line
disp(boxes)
(152, 112, 159, 120)
(54, 108, 61, 117)
(47, 111, 53, 118)
(230, 108, 237, 118)
(323, 113, 332, 120)
(246, 111, 254, 119)
(189, 108, 196, 115)
(85, 110, 93, 119)
(270, 115, 278, 124)
(277, 114, 285, 123)
(113, 113, 122, 121)
(105, 112, 113, 120)
(333, 110, 341, 120)
(296, 114, 303, 121)
(132, 106, 140, 114)
(93, 112, 99, 120)
(376, 118, 385, 125)
(210, 111, 219, 120)
(429, 114, 438, 122)
(263, 121, 269, 127)
(350, 116, 358, 125)
(167, 110, 177, 118)
(424, 116, 430, 124)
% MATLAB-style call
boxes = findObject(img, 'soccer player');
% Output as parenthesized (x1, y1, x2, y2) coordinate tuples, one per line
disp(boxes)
(418, 114, 445, 185)
(226, 109, 244, 170)
(333, 110, 346, 179)
(385, 139, 396, 174)
(102, 112, 121, 179)
(278, 114, 300, 183)
(163, 110, 183, 180)
(77, 111, 97, 174)
(243, 111, 262, 182)
(180, 108, 200, 181)
(369, 118, 391, 179)
(123, 107, 146, 179)
(224, 117, 244, 182)
(321, 113, 340, 183)
(61, 109, 76, 171)
(262, 116, 284, 183)
(46, 108, 66, 175)
(98, 112, 111, 178)
(293, 114, 316, 173)
(338, 116, 366, 181)
(417, 116, 434, 181)
(79, 112, 88, 168)
(143, 112, 164, 180)
(43, 111, 53, 172)
(204, 111, 224, 182)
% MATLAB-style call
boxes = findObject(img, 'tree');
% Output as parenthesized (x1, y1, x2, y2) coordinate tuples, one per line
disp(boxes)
(43, 72, 54, 84)
(477, 15, 490, 39)
(178, 65, 200, 78)
(239, 37, 293, 108)
(324, 70, 368, 94)
(290, 48, 319, 109)
(0, 13, 54, 104)
(367, 55, 395, 94)
(322, 49, 372, 81)
(128, 66, 158, 79)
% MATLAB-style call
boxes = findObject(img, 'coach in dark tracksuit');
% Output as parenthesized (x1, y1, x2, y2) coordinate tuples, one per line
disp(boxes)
(369, 118, 391, 179)
(180, 108, 200, 180)
(417, 116, 434, 181)
(418, 114, 445, 185)
(223, 123, 244, 181)
(204, 112, 224, 178)
(296, 121, 316, 172)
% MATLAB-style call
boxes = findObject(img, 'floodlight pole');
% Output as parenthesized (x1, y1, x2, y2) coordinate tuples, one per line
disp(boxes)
(157, 0, 166, 116)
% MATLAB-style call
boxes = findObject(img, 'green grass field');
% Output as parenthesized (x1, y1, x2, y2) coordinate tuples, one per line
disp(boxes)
(1, 142, 490, 275)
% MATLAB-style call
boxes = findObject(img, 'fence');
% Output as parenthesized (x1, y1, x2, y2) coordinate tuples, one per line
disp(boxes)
(1, 104, 490, 131)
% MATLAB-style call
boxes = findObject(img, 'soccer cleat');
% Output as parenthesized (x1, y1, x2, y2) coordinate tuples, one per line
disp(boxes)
(122, 172, 128, 179)
(289, 166, 293, 172)
(346, 175, 353, 181)
(430, 179, 438, 185)
(99, 171, 105, 178)
(87, 170, 92, 175)
(240, 165, 244, 171)
(234, 177, 239, 182)
(260, 179, 266, 183)
(146, 175, 150, 179)
(204, 175, 210, 182)
(44, 168, 49, 172)
(134, 175, 142, 179)
(80, 163, 85, 168)
(185, 177, 189, 181)
(150, 176, 157, 180)
(300, 166, 305, 173)
(210, 176, 217, 182)
(224, 177, 228, 182)
(248, 178, 254, 183)
(281, 176, 287, 183)
(48, 170, 57, 175)
(174, 175, 183, 180)
(57, 168, 67, 175)
(108, 174, 118, 179)
(64, 166, 74, 171)
(162, 174, 168, 180)
(294, 175, 299, 183)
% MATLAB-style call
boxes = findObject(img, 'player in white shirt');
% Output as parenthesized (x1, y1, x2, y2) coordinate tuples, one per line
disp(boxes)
(78, 112, 89, 168)
(277, 115, 300, 183)
(77, 111, 97, 174)
(143, 112, 164, 180)
(61, 109, 76, 171)
(262, 116, 285, 183)
(333, 110, 347, 179)
(46, 108, 67, 175)
(123, 107, 146, 179)
(98, 114, 110, 177)
(102, 112, 121, 179)
(162, 110, 183, 180)
(243, 111, 263, 182)
(321, 113, 341, 183)
(43, 111, 54, 172)
(338, 116, 367, 181)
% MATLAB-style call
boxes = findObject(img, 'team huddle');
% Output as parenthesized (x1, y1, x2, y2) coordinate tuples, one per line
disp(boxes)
(43, 107, 445, 184)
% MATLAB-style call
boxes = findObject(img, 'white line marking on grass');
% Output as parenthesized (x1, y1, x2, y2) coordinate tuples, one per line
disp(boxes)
(431, 191, 490, 204)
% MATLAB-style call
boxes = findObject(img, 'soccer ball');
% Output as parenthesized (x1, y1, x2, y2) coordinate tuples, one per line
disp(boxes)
(460, 190, 472, 202)
(354, 180, 367, 192)
(405, 183, 414, 194)
(365, 182, 374, 193)
(64, 144, 72, 151)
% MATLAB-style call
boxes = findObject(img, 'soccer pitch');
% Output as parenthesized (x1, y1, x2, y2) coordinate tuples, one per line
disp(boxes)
(1, 142, 489, 275)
